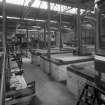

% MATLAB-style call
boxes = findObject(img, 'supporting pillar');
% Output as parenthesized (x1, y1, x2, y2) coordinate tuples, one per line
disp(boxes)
(26, 27, 29, 43)
(38, 31, 40, 48)
(26, 26, 29, 56)
(59, 0, 63, 49)
(56, 31, 60, 47)
(77, 7, 82, 55)
(47, 0, 52, 75)
(47, 0, 51, 58)
(44, 23, 47, 48)
(74, 15, 77, 42)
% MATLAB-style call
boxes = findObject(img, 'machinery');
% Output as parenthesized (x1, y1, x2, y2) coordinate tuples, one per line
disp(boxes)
(77, 1, 105, 104)
(94, 0, 105, 89)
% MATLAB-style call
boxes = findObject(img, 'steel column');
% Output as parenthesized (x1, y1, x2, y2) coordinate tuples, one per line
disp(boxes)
(77, 7, 82, 54)
(47, 0, 51, 58)
(59, 0, 63, 49)
(44, 23, 46, 48)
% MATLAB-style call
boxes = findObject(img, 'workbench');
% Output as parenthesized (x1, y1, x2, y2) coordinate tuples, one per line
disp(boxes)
(5, 56, 35, 105)
(30, 47, 76, 65)
(66, 61, 97, 99)
(40, 53, 94, 81)
(10, 74, 27, 90)
(9, 57, 27, 90)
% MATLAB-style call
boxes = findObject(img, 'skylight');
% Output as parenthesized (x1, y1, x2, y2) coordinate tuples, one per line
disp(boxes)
(6, 0, 24, 5)
(0, 0, 78, 15)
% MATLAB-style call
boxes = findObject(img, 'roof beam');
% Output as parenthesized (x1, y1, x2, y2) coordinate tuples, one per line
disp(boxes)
(42, 0, 94, 10)
(0, 2, 74, 23)
(0, 16, 73, 31)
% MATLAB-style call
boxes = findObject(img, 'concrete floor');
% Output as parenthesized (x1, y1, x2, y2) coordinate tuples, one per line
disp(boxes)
(23, 60, 77, 105)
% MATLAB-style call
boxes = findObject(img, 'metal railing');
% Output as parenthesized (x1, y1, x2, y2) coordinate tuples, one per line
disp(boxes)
(0, 53, 6, 105)
(0, 0, 7, 103)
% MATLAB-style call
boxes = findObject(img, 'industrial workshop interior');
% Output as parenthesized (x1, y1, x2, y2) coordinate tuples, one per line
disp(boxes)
(1, 0, 105, 105)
